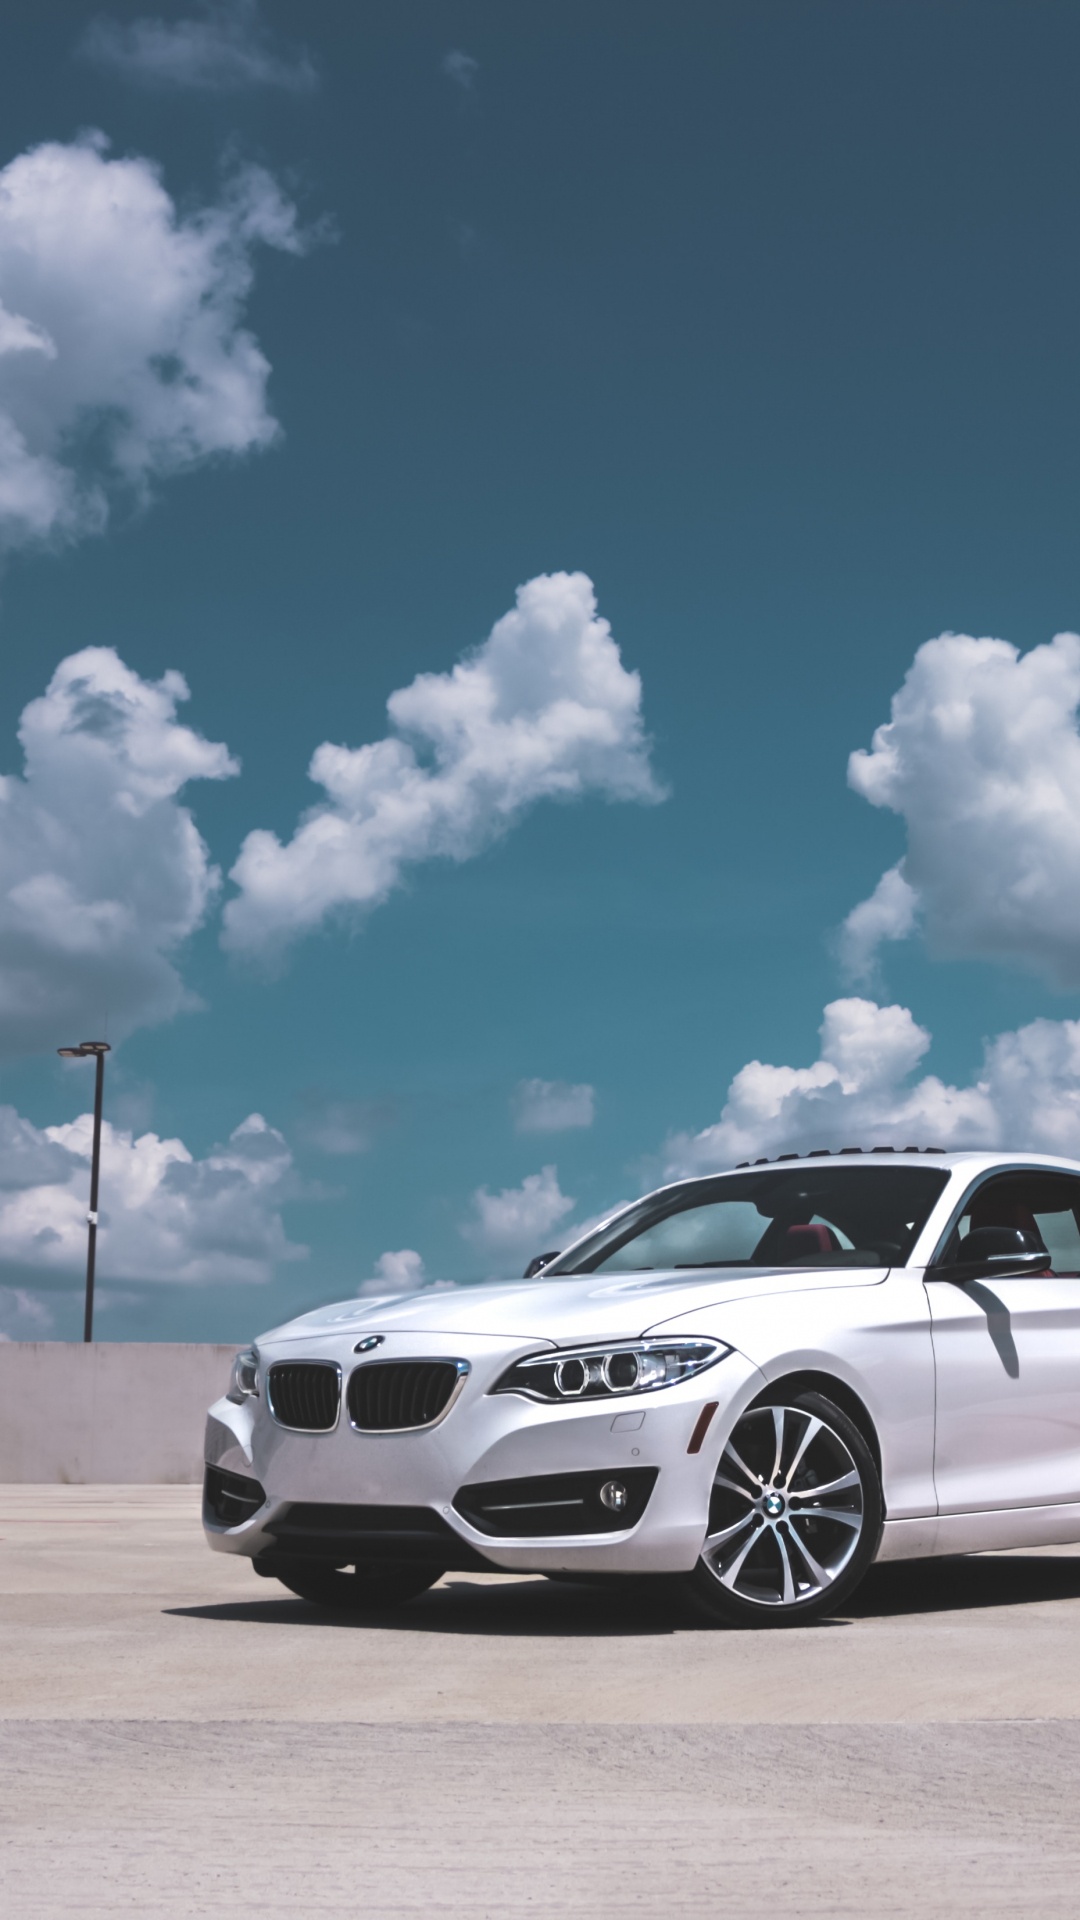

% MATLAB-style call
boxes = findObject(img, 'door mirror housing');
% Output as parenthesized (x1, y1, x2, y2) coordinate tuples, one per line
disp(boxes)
(523, 1251, 561, 1279)
(930, 1224, 1052, 1284)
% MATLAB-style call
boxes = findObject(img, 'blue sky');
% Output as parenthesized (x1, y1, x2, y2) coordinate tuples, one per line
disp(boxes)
(4, 0, 1080, 1340)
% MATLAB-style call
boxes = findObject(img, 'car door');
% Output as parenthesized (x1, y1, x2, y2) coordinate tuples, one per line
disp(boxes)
(926, 1170, 1080, 1513)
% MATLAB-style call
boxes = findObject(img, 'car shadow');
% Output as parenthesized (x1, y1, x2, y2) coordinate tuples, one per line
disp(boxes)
(841, 1552, 1080, 1619)
(166, 1552, 1080, 1634)
(165, 1575, 685, 1637)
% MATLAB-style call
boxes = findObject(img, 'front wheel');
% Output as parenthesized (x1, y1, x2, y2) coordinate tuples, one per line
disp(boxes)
(273, 1562, 445, 1611)
(684, 1391, 882, 1628)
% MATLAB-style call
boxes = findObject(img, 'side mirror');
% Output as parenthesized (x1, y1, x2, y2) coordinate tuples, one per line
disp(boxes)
(523, 1251, 561, 1279)
(929, 1224, 1052, 1284)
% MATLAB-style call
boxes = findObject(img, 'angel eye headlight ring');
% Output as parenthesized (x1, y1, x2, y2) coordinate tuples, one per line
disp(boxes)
(554, 1356, 589, 1396)
(494, 1339, 730, 1403)
(601, 1350, 640, 1392)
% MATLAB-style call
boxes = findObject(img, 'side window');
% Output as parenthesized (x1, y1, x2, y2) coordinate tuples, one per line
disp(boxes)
(1032, 1207, 1080, 1276)
(955, 1173, 1080, 1275)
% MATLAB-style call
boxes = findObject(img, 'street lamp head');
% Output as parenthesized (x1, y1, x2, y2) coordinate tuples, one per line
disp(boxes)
(58, 1041, 111, 1058)
(57, 1047, 84, 1058)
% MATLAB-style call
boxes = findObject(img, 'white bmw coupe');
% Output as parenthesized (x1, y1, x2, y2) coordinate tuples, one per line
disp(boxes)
(204, 1149, 1080, 1627)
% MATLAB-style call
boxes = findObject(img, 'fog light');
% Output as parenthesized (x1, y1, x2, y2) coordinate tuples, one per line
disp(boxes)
(599, 1479, 629, 1512)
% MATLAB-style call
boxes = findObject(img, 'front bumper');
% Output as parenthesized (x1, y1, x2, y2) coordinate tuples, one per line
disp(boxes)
(203, 1331, 765, 1576)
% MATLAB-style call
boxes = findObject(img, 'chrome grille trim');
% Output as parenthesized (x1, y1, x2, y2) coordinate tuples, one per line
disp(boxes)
(265, 1360, 342, 1433)
(347, 1358, 470, 1433)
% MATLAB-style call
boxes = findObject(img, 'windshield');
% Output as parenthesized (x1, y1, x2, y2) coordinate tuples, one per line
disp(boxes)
(545, 1165, 949, 1274)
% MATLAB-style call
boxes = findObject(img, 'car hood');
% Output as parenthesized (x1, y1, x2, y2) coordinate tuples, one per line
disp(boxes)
(259, 1262, 888, 1348)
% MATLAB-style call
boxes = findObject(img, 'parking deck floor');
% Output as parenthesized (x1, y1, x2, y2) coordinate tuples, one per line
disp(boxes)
(3, 1485, 1080, 1915)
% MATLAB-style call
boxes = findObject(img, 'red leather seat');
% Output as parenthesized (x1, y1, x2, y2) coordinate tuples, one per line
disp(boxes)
(782, 1223, 841, 1258)
(968, 1196, 1039, 1235)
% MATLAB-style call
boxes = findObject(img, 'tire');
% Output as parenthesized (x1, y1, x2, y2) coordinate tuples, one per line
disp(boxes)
(684, 1390, 882, 1628)
(273, 1562, 445, 1611)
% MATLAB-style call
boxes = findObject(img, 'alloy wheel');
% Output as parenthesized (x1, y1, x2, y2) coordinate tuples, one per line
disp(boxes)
(699, 1400, 869, 1614)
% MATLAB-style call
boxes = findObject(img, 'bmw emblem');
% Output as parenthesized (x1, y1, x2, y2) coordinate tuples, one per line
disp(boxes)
(354, 1335, 385, 1353)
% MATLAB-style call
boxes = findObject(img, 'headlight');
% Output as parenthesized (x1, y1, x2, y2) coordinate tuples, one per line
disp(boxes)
(226, 1347, 259, 1403)
(493, 1339, 729, 1403)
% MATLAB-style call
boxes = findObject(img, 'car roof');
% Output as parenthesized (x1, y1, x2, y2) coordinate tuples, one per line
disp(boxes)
(661, 1149, 1080, 1180)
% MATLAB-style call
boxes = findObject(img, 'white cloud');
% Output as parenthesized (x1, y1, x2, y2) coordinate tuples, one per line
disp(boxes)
(839, 865, 919, 983)
(0, 132, 308, 554)
(0, 1106, 304, 1286)
(513, 1078, 595, 1133)
(462, 1164, 576, 1264)
(0, 644, 236, 1056)
(80, 1, 317, 94)
(298, 1095, 394, 1157)
(224, 572, 664, 956)
(361, 1248, 426, 1296)
(442, 49, 479, 92)
(664, 996, 1080, 1174)
(842, 631, 1080, 987)
(356, 1249, 457, 1301)
(0, 1285, 54, 1340)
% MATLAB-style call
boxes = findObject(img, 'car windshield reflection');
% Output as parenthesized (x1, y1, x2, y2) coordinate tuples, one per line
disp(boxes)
(544, 1166, 947, 1276)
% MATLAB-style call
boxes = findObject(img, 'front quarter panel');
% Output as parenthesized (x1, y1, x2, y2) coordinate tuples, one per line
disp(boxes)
(647, 1267, 937, 1521)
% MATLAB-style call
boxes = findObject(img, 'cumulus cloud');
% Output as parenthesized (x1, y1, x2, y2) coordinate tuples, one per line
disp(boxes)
(462, 1164, 576, 1265)
(0, 1106, 303, 1287)
(360, 1248, 426, 1297)
(513, 1078, 595, 1133)
(0, 646, 236, 1056)
(839, 865, 919, 983)
(0, 132, 308, 555)
(224, 572, 664, 956)
(356, 1249, 458, 1301)
(442, 49, 479, 92)
(842, 631, 1080, 987)
(80, 0, 317, 94)
(665, 997, 1080, 1173)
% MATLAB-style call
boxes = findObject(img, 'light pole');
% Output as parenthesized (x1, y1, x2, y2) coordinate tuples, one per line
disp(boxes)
(57, 1041, 111, 1343)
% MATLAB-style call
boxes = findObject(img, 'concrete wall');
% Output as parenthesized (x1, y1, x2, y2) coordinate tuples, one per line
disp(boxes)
(0, 1344, 235, 1483)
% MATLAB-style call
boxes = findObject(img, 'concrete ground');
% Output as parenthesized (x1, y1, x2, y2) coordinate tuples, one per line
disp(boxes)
(4, 1488, 1080, 1915)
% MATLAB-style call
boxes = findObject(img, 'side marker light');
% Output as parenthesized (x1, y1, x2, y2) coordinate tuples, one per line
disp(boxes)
(687, 1402, 719, 1455)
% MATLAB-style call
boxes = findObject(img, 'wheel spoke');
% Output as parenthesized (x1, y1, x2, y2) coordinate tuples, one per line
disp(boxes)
(784, 1525, 830, 1594)
(782, 1415, 823, 1489)
(775, 1527, 798, 1604)
(720, 1441, 762, 1494)
(704, 1512, 757, 1554)
(716, 1524, 762, 1593)
(792, 1504, 862, 1530)
(793, 1467, 860, 1501)
(769, 1405, 786, 1485)
(712, 1473, 757, 1502)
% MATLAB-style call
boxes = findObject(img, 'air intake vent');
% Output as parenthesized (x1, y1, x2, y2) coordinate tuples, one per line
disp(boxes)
(203, 1464, 266, 1527)
(260, 1502, 494, 1572)
(266, 1361, 340, 1432)
(347, 1360, 467, 1431)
